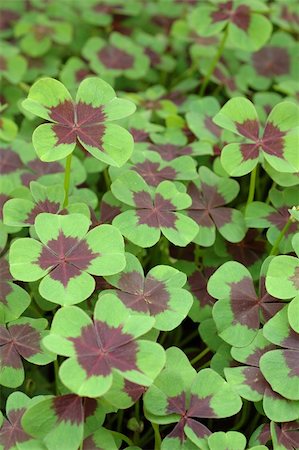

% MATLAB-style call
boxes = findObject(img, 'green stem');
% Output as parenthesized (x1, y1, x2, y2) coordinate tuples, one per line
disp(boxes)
(103, 167, 111, 190)
(190, 347, 210, 366)
(117, 409, 124, 432)
(109, 431, 134, 447)
(232, 401, 249, 431)
(180, 329, 200, 348)
(199, 26, 228, 97)
(18, 81, 30, 93)
(152, 423, 161, 450)
(63, 153, 72, 208)
(54, 359, 59, 395)
(246, 165, 258, 206)
(270, 217, 293, 256)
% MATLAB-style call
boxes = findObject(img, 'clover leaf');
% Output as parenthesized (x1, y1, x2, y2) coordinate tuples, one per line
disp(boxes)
(144, 347, 242, 450)
(208, 260, 283, 347)
(260, 307, 299, 402)
(111, 170, 199, 247)
(9, 213, 125, 305)
(0, 392, 46, 450)
(190, 0, 272, 51)
(103, 252, 193, 330)
(186, 166, 246, 246)
(42, 293, 166, 397)
(0, 253, 30, 324)
(22, 77, 136, 166)
(0, 317, 54, 388)
(22, 394, 105, 450)
(213, 98, 299, 175)
(3, 181, 90, 227)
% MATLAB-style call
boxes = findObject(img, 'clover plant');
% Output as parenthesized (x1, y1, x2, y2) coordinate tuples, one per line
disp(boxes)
(0, 1, 298, 449)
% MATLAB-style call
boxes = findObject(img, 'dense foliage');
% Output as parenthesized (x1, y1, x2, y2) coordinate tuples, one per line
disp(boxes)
(0, 1, 299, 449)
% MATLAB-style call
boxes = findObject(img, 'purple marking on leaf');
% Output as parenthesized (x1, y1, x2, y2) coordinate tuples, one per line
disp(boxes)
(50, 100, 74, 126)
(210, 206, 233, 228)
(0, 193, 10, 221)
(0, 258, 13, 305)
(246, 343, 277, 367)
(226, 230, 266, 266)
(21, 159, 64, 186)
(204, 116, 222, 139)
(252, 47, 290, 77)
(144, 47, 161, 66)
(129, 128, 149, 142)
(236, 119, 260, 141)
(0, 148, 23, 174)
(53, 395, 84, 425)
(133, 161, 176, 187)
(230, 278, 260, 330)
(282, 327, 299, 351)
(289, 267, 299, 290)
(99, 201, 121, 224)
(133, 191, 153, 209)
(214, 67, 237, 92)
(0, 326, 22, 369)
(33, 24, 52, 40)
(75, 68, 92, 82)
(232, 4, 251, 31)
(123, 379, 147, 402)
(167, 392, 187, 415)
(70, 320, 138, 377)
(240, 143, 260, 161)
(98, 45, 134, 69)
(259, 276, 284, 322)
(38, 231, 98, 287)
(273, 421, 299, 449)
(118, 270, 144, 295)
(134, 192, 177, 229)
(243, 366, 270, 394)
(0, 9, 19, 31)
(150, 143, 192, 161)
(188, 268, 216, 308)
(117, 271, 170, 315)
(26, 200, 62, 225)
(8, 323, 41, 359)
(284, 350, 299, 377)
(50, 100, 106, 149)
(0, 408, 31, 450)
(82, 435, 97, 450)
(166, 393, 212, 442)
(261, 122, 285, 158)
(188, 395, 215, 418)
(211, 1, 232, 23)
(52, 395, 97, 425)
(268, 207, 296, 233)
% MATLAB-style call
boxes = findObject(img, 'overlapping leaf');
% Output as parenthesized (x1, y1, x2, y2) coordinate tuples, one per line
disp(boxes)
(0, 317, 54, 388)
(22, 77, 136, 166)
(213, 98, 299, 175)
(111, 170, 199, 247)
(9, 213, 125, 305)
(43, 293, 165, 397)
(103, 252, 193, 330)
(144, 347, 242, 450)
(208, 259, 283, 347)
(186, 166, 246, 246)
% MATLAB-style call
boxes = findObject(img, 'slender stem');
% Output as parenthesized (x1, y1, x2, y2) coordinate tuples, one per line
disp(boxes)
(117, 409, 124, 432)
(246, 164, 258, 206)
(232, 401, 249, 431)
(63, 153, 73, 208)
(199, 26, 228, 97)
(270, 217, 293, 256)
(54, 359, 59, 395)
(103, 167, 111, 190)
(109, 431, 134, 447)
(190, 347, 210, 365)
(18, 81, 30, 93)
(180, 329, 200, 348)
(152, 423, 161, 450)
